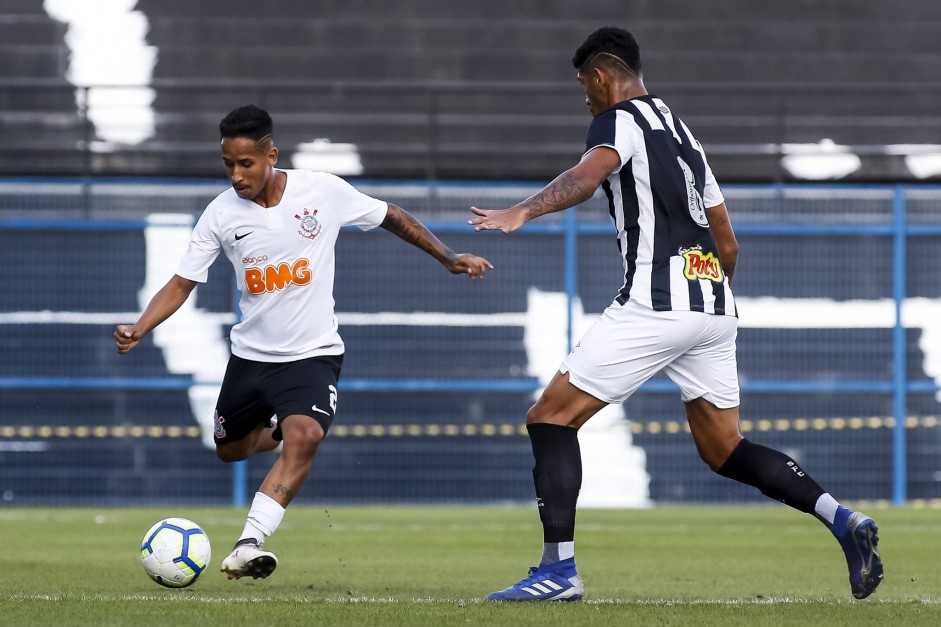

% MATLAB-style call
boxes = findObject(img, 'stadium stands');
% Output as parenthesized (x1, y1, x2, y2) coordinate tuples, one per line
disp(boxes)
(0, 2, 86, 174)
(0, 0, 940, 180)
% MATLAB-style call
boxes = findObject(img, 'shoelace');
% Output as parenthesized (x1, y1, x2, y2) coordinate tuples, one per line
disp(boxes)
(517, 566, 555, 587)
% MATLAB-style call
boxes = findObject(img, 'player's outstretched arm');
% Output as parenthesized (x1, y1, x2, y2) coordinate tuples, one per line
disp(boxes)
(114, 274, 198, 354)
(380, 203, 493, 279)
(468, 146, 619, 233)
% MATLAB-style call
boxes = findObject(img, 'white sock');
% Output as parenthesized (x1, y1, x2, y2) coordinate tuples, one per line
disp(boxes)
(239, 491, 285, 544)
(814, 493, 840, 525)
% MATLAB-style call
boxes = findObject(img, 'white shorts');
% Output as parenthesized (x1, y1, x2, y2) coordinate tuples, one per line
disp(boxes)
(560, 299, 740, 408)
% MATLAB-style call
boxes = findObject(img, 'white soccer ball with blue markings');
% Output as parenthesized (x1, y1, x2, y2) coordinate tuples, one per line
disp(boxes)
(140, 517, 211, 588)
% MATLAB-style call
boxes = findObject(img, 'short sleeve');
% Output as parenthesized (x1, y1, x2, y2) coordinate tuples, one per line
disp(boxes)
(314, 172, 388, 230)
(175, 207, 221, 283)
(702, 162, 725, 209)
(584, 109, 634, 170)
(679, 118, 724, 208)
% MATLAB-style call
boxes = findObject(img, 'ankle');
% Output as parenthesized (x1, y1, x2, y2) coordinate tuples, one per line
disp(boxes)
(830, 505, 851, 537)
(541, 557, 577, 575)
(233, 537, 259, 549)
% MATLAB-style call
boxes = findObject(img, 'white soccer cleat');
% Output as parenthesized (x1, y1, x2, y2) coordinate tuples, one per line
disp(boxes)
(220, 539, 278, 580)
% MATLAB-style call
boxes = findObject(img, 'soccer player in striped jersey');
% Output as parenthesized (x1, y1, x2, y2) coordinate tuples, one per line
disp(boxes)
(470, 26, 882, 602)
(116, 104, 492, 582)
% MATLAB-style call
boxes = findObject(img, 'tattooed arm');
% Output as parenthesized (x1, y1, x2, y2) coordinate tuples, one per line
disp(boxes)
(468, 146, 620, 233)
(705, 202, 739, 284)
(380, 203, 493, 278)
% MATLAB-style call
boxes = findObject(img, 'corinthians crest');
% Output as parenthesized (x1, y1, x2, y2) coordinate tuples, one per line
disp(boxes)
(294, 208, 322, 239)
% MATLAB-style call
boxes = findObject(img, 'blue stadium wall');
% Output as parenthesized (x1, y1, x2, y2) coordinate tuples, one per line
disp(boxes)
(1, 179, 939, 506)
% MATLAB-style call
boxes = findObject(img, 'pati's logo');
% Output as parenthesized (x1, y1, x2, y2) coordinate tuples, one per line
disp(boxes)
(295, 208, 322, 240)
(679, 245, 724, 283)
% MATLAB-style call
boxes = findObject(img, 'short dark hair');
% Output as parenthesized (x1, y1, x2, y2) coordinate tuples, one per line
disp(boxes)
(219, 104, 273, 141)
(571, 27, 642, 75)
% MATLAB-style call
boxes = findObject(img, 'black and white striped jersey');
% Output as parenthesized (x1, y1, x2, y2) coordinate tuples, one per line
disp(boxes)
(585, 95, 736, 317)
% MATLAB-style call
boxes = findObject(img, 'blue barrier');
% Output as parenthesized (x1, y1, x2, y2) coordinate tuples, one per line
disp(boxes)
(1, 180, 939, 505)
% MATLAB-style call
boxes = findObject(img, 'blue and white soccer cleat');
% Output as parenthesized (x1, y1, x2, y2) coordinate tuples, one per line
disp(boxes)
(486, 557, 584, 602)
(833, 507, 884, 599)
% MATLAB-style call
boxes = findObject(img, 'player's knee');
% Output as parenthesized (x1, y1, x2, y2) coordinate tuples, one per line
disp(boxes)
(215, 445, 250, 463)
(699, 436, 743, 472)
(525, 402, 586, 428)
(702, 454, 725, 473)
(281, 416, 325, 454)
(526, 403, 556, 425)
(697, 446, 729, 472)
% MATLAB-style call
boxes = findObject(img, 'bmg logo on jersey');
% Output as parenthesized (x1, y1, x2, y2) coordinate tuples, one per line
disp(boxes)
(679, 245, 724, 282)
(245, 258, 312, 294)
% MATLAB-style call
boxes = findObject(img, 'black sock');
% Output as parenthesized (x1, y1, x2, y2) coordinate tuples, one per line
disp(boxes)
(527, 423, 581, 543)
(716, 438, 825, 514)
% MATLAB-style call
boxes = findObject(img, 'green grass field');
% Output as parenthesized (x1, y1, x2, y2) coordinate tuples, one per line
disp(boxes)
(1, 504, 938, 626)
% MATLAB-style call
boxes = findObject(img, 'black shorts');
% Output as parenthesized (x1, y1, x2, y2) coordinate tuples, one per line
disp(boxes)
(213, 353, 343, 445)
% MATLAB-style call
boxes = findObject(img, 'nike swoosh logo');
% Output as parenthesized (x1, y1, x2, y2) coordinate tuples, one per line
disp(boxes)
(235, 231, 253, 241)
(311, 405, 331, 416)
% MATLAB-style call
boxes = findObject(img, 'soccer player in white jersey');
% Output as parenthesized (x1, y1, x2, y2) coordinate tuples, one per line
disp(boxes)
(470, 27, 882, 602)
(115, 104, 492, 581)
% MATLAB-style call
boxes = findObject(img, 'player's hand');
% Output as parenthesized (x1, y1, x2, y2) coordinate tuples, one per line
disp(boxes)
(468, 206, 527, 234)
(445, 253, 493, 279)
(114, 324, 143, 354)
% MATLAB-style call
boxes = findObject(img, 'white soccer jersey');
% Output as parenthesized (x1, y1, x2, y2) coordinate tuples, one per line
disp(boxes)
(176, 169, 388, 362)
(585, 95, 736, 317)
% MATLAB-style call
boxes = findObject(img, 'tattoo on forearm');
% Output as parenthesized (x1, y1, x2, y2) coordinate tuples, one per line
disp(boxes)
(383, 205, 448, 259)
(383, 206, 425, 243)
(274, 484, 294, 499)
(522, 170, 590, 217)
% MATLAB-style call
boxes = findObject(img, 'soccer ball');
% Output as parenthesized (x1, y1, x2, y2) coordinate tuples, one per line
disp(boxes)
(140, 517, 212, 588)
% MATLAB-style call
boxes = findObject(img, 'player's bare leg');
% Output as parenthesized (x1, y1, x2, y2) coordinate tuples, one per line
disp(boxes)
(253, 424, 281, 453)
(526, 370, 608, 429)
(257, 414, 324, 507)
(220, 414, 324, 580)
(686, 397, 883, 598)
(216, 423, 270, 463)
(683, 397, 743, 470)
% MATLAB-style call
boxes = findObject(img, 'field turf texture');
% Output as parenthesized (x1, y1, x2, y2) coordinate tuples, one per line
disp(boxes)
(1, 505, 939, 626)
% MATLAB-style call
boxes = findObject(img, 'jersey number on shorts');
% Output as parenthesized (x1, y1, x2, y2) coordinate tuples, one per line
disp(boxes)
(328, 384, 338, 413)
